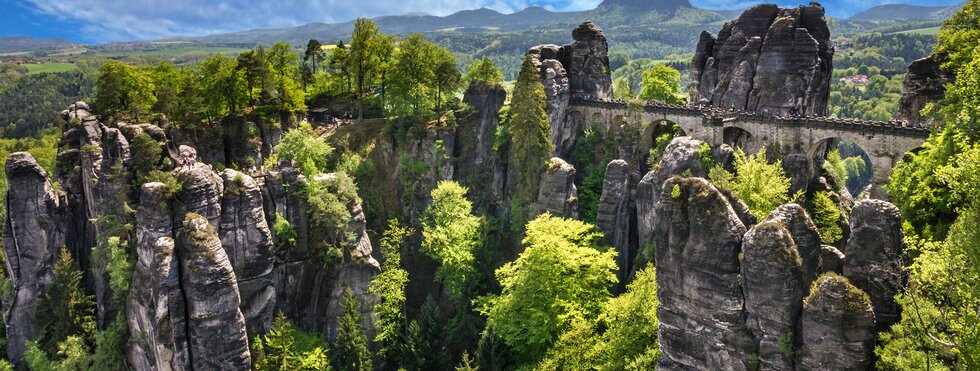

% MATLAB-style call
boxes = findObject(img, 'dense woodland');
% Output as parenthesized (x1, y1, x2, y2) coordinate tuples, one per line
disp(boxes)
(0, 3, 978, 370)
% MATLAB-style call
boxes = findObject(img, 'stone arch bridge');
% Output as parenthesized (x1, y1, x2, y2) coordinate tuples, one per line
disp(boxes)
(567, 98, 930, 198)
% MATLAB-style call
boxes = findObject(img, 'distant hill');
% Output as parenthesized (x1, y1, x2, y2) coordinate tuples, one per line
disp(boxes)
(175, 6, 584, 45)
(849, 3, 964, 21)
(0, 36, 78, 53)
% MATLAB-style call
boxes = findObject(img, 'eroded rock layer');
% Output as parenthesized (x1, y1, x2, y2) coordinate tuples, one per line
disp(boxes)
(691, 3, 834, 116)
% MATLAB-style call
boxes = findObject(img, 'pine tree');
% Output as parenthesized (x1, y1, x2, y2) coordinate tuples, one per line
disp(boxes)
(508, 57, 554, 226)
(36, 248, 96, 356)
(334, 288, 372, 371)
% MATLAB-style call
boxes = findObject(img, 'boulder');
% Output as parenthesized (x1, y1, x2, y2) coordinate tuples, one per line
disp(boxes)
(843, 199, 905, 330)
(797, 274, 875, 370)
(691, 4, 833, 116)
(820, 244, 844, 274)
(741, 221, 805, 370)
(220, 170, 277, 333)
(595, 159, 632, 286)
(535, 157, 578, 219)
(174, 161, 224, 229)
(2, 152, 66, 363)
(654, 177, 755, 370)
(567, 22, 613, 100)
(178, 213, 251, 370)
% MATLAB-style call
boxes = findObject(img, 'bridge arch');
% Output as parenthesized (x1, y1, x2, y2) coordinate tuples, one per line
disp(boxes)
(806, 137, 875, 197)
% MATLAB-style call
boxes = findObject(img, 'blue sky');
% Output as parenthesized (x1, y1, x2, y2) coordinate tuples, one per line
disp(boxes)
(0, 0, 964, 44)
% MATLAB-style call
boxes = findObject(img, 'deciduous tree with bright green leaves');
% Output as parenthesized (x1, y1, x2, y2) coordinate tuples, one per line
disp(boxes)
(709, 147, 790, 219)
(273, 122, 333, 177)
(94, 60, 156, 122)
(638, 64, 684, 104)
(479, 214, 616, 365)
(421, 181, 482, 303)
(463, 57, 504, 87)
(369, 219, 413, 362)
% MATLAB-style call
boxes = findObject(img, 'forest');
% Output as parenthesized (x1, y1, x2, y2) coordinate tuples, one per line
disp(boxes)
(0, 2, 977, 371)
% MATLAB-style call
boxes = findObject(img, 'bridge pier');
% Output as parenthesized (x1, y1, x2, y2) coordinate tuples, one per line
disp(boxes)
(869, 155, 897, 200)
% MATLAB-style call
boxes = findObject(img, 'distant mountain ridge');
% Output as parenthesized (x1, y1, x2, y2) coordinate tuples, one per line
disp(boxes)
(0, 36, 78, 53)
(849, 3, 964, 21)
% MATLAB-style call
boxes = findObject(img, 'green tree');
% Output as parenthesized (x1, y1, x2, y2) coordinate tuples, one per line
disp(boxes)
(237, 47, 270, 105)
(388, 33, 437, 120)
(479, 214, 617, 364)
(36, 249, 96, 356)
(369, 219, 413, 361)
(197, 53, 245, 120)
(94, 60, 155, 121)
(129, 132, 161, 183)
(433, 48, 461, 114)
(463, 56, 503, 87)
(147, 61, 184, 121)
(258, 314, 332, 371)
(334, 288, 372, 371)
(508, 57, 554, 226)
(421, 181, 482, 302)
(328, 40, 351, 94)
(267, 41, 305, 111)
(638, 64, 684, 104)
(273, 122, 333, 177)
(349, 18, 387, 120)
(710, 147, 791, 219)
(304, 39, 325, 74)
(808, 191, 844, 245)
(613, 75, 637, 100)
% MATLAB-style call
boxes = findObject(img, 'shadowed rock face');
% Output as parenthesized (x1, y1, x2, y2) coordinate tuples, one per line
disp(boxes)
(595, 159, 632, 286)
(844, 199, 905, 330)
(654, 176, 755, 370)
(455, 82, 508, 215)
(535, 157, 579, 219)
(742, 221, 805, 370)
(220, 169, 277, 333)
(126, 183, 190, 371)
(900, 56, 952, 127)
(763, 204, 822, 286)
(527, 21, 613, 157)
(2, 152, 66, 363)
(178, 213, 251, 371)
(691, 4, 833, 116)
(797, 275, 876, 370)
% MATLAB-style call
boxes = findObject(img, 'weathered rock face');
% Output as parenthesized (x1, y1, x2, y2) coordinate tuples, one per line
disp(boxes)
(535, 157, 579, 219)
(126, 183, 190, 371)
(741, 221, 805, 370)
(797, 275, 876, 370)
(178, 213, 251, 371)
(220, 170, 277, 333)
(844, 199, 905, 330)
(820, 244, 844, 274)
(654, 176, 755, 370)
(763, 204, 822, 286)
(527, 45, 573, 156)
(691, 4, 834, 116)
(454, 82, 507, 215)
(265, 171, 379, 338)
(567, 22, 614, 100)
(174, 163, 224, 229)
(527, 21, 613, 157)
(636, 137, 709, 253)
(899, 55, 952, 127)
(595, 159, 632, 286)
(402, 129, 456, 226)
(2, 152, 66, 363)
(56, 102, 132, 323)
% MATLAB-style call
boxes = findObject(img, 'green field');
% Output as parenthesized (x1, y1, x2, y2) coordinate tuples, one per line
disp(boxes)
(94, 46, 247, 58)
(24, 63, 78, 74)
(893, 26, 941, 36)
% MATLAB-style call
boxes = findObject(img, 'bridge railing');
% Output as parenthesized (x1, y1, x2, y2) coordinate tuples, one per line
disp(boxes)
(569, 98, 931, 138)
